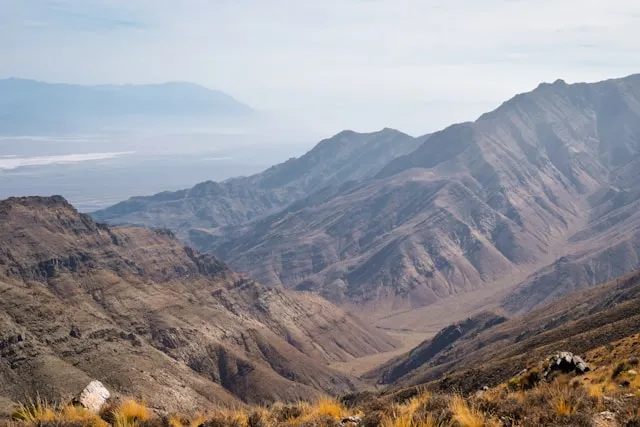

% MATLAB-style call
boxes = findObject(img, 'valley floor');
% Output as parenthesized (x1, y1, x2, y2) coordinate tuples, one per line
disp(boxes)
(330, 329, 434, 377)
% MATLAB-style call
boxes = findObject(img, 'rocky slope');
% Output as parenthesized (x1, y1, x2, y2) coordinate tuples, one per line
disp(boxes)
(186, 75, 640, 316)
(369, 269, 640, 391)
(502, 148, 640, 313)
(92, 128, 421, 232)
(0, 196, 397, 414)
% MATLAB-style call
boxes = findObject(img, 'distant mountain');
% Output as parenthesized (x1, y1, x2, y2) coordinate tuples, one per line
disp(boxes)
(95, 73, 640, 324)
(182, 74, 640, 316)
(0, 78, 254, 134)
(0, 196, 396, 413)
(92, 128, 422, 231)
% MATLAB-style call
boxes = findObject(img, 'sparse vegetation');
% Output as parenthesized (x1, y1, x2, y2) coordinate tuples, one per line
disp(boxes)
(449, 395, 493, 427)
(112, 400, 151, 427)
(11, 397, 56, 423)
(3, 336, 640, 426)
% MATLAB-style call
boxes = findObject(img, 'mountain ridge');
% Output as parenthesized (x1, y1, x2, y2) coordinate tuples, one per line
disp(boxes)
(190, 73, 640, 319)
(92, 127, 422, 231)
(95, 73, 640, 326)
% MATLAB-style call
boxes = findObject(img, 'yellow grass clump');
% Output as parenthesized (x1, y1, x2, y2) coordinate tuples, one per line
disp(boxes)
(293, 397, 350, 423)
(60, 405, 110, 427)
(553, 396, 576, 416)
(11, 397, 56, 423)
(315, 397, 346, 419)
(168, 413, 207, 427)
(112, 400, 152, 427)
(381, 392, 437, 427)
(449, 395, 494, 427)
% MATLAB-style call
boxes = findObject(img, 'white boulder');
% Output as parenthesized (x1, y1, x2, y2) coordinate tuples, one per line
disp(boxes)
(75, 380, 110, 413)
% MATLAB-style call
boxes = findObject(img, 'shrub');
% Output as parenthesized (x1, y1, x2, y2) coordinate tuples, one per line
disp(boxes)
(519, 367, 542, 390)
(613, 361, 633, 378)
(247, 410, 267, 427)
(507, 377, 520, 391)
(362, 411, 384, 427)
(274, 405, 302, 422)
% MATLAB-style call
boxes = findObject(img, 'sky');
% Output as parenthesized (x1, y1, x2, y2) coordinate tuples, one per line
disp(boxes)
(2, 0, 640, 135)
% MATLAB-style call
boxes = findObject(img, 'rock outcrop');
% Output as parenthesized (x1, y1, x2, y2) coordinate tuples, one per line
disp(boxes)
(544, 352, 590, 378)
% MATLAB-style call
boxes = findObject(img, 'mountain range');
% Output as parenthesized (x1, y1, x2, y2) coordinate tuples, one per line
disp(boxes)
(3, 72, 640, 422)
(92, 128, 423, 231)
(0, 78, 254, 134)
(93, 74, 640, 328)
(0, 196, 396, 414)
(3, 194, 640, 424)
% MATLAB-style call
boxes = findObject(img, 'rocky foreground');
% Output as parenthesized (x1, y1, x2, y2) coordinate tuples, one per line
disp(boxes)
(3, 336, 640, 426)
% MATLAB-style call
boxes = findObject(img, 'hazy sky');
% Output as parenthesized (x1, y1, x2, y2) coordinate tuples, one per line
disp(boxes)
(2, 0, 640, 135)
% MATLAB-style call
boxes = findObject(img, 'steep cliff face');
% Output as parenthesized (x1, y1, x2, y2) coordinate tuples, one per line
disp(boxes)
(0, 196, 397, 413)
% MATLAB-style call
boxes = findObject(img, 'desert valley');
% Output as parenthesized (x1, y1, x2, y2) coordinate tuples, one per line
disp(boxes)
(1, 72, 640, 426)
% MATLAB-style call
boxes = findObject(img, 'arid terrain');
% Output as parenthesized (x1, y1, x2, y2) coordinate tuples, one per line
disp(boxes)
(0, 196, 398, 415)
(2, 268, 639, 426)
(94, 75, 640, 332)
(3, 74, 640, 426)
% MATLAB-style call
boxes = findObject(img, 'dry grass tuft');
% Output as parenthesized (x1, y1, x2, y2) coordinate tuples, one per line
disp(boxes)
(381, 392, 433, 427)
(59, 405, 109, 427)
(552, 396, 576, 416)
(167, 413, 207, 427)
(112, 400, 151, 427)
(315, 397, 344, 419)
(449, 395, 491, 427)
(11, 396, 56, 423)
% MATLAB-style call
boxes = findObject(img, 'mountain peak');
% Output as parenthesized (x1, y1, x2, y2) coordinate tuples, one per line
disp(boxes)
(0, 195, 73, 210)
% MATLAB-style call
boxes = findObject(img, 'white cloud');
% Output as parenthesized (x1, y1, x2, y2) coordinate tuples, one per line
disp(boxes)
(1, 0, 640, 134)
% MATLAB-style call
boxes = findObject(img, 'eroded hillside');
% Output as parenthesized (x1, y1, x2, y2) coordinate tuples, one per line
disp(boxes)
(0, 196, 397, 415)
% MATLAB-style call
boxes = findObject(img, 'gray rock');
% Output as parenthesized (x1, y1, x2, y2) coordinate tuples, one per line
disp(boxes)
(69, 325, 81, 339)
(599, 411, 615, 420)
(544, 352, 590, 378)
(341, 415, 362, 426)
